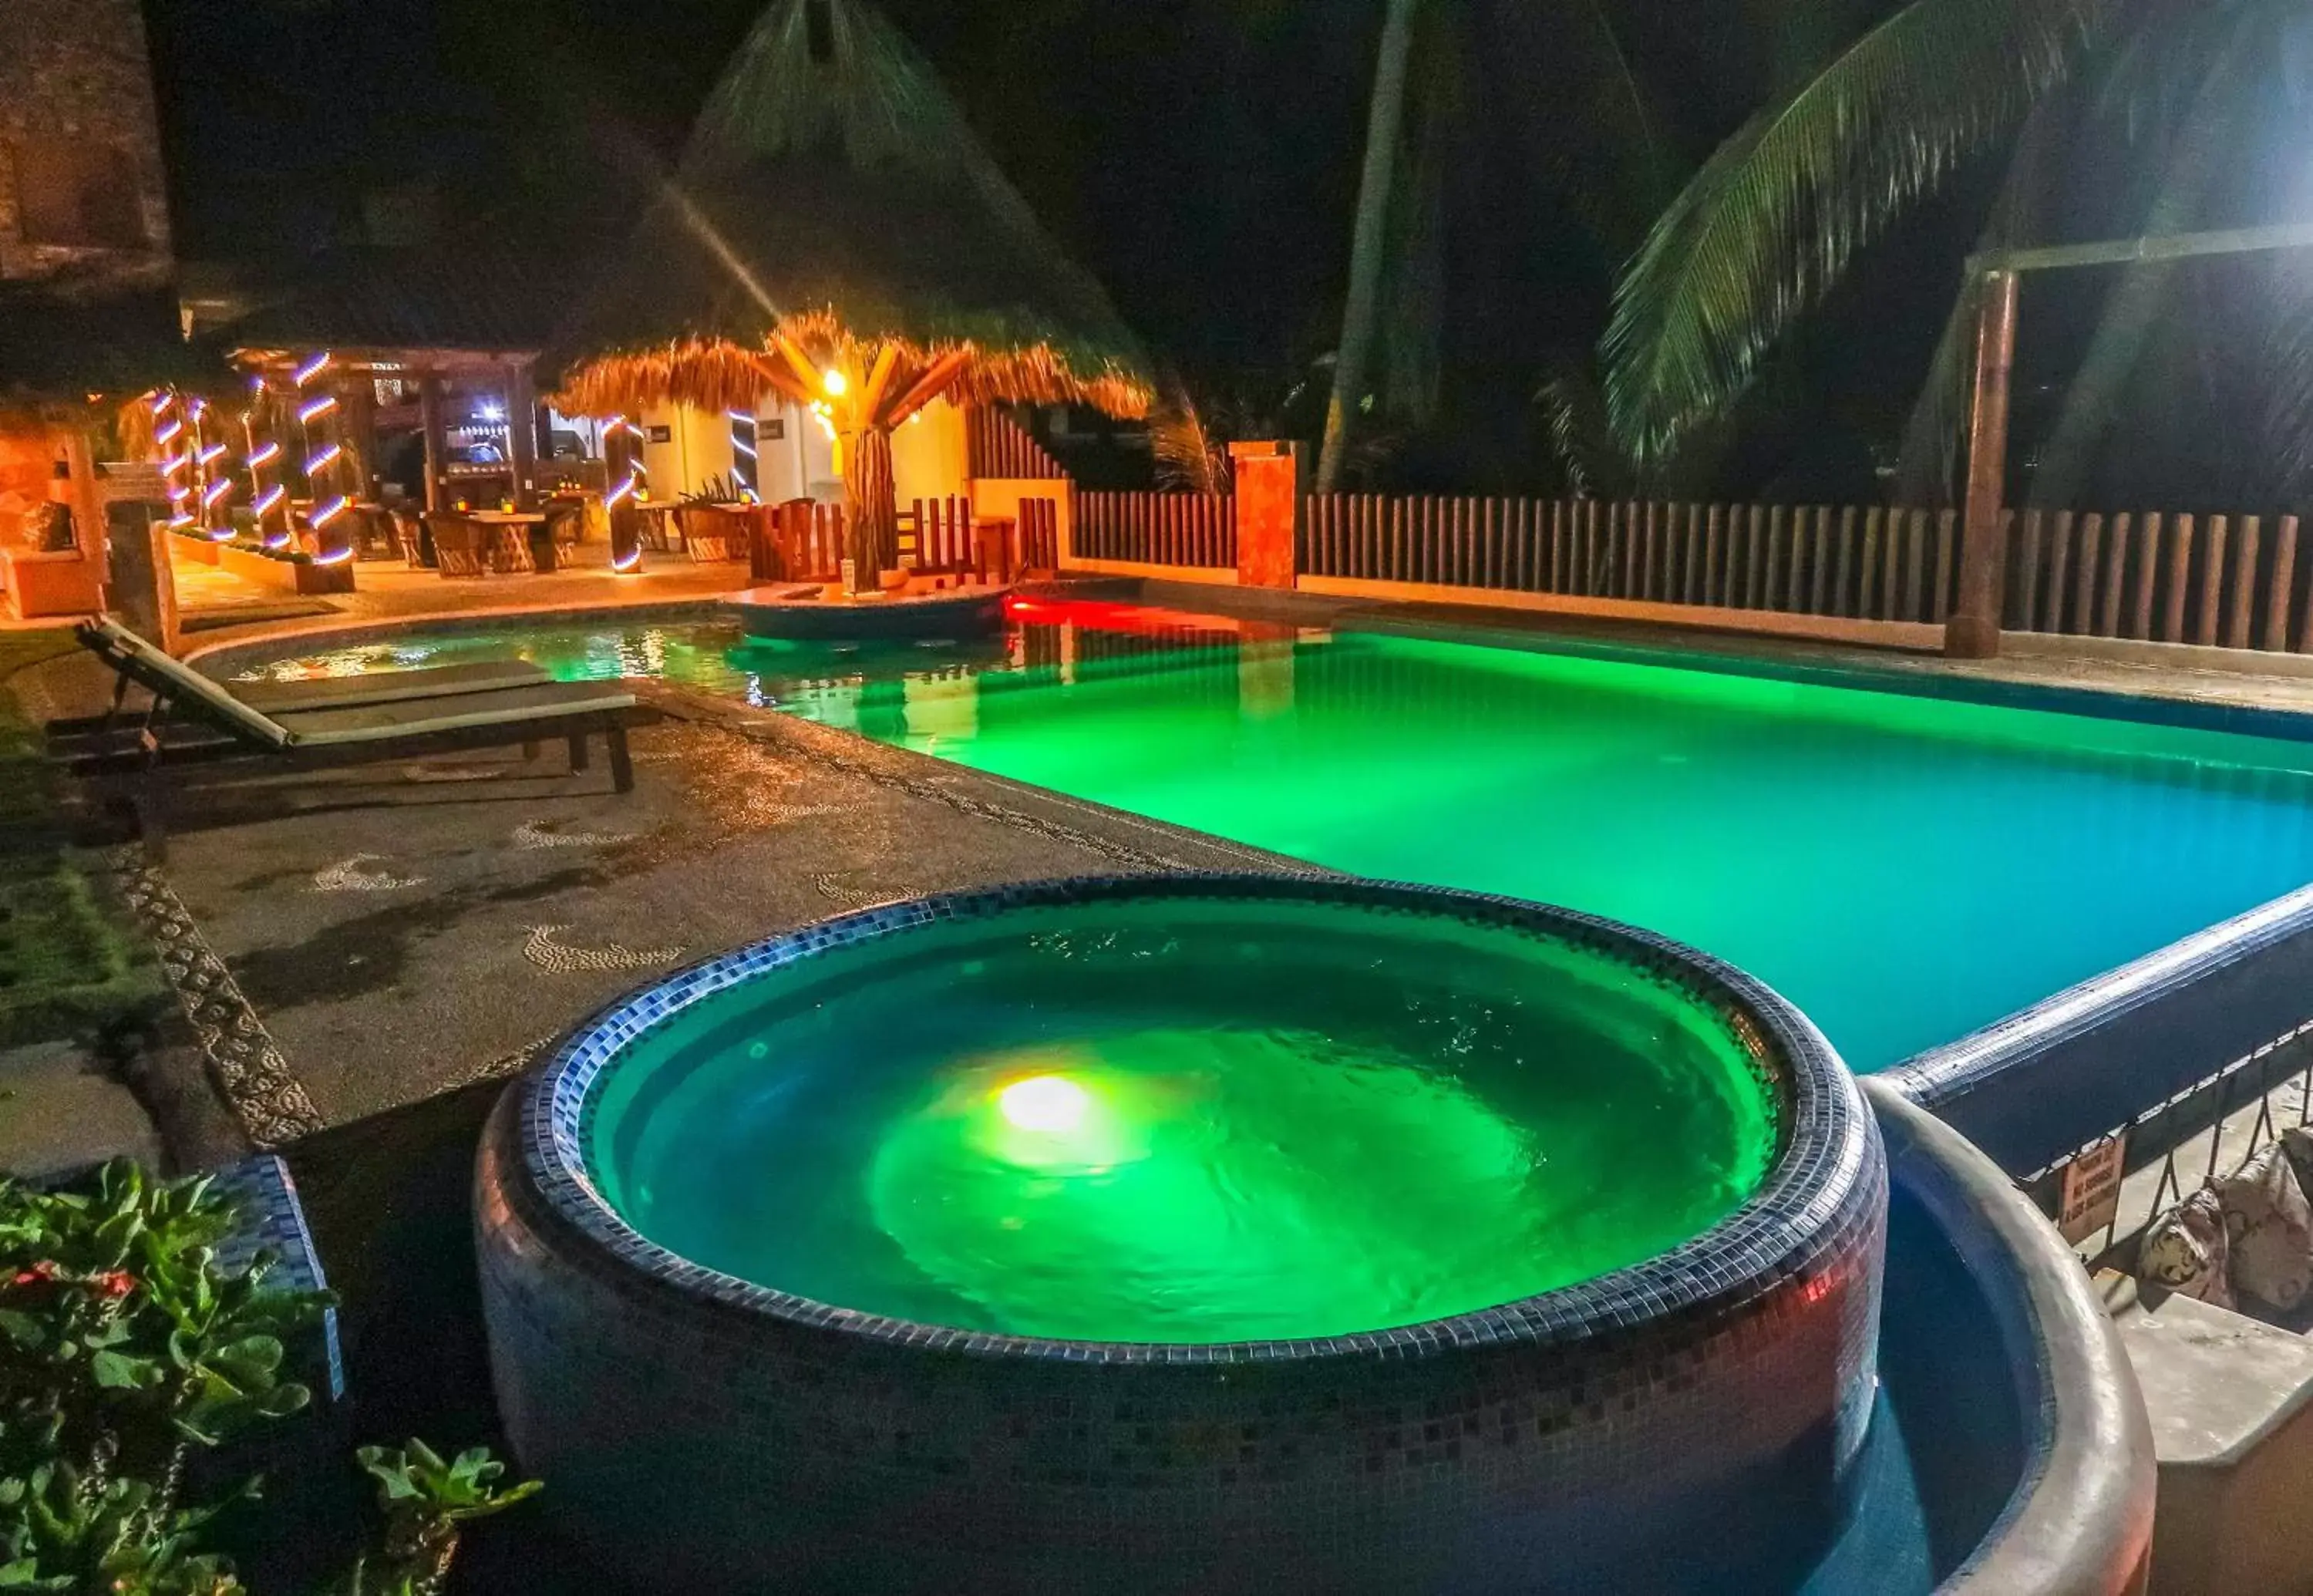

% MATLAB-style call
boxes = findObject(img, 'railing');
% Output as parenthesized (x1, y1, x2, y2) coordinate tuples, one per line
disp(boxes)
(1075, 490, 1237, 568)
(1062, 490, 2313, 656)
(968, 406, 1067, 480)
(757, 500, 847, 583)
(901, 495, 976, 574)
(2003, 509, 2312, 652)
(1301, 498, 1956, 623)
(1017, 497, 1060, 573)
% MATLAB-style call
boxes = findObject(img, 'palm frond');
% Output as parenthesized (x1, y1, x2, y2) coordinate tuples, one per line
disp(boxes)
(1537, 369, 1631, 500)
(1474, 0, 1678, 257)
(1150, 389, 1231, 495)
(1604, 0, 2111, 463)
(1890, 89, 2072, 506)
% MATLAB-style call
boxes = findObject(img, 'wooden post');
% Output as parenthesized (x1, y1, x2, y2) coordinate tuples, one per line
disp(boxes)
(1948, 268, 2019, 657)
(506, 361, 539, 510)
(419, 375, 449, 513)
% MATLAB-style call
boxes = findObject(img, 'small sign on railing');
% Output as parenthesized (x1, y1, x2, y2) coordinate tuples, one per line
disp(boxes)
(2058, 1133, 2127, 1244)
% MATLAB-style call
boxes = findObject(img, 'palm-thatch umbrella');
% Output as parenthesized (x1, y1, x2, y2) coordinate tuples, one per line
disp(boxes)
(547, 0, 1153, 589)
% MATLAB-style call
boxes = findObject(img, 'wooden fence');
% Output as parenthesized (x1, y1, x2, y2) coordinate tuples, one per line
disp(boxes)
(1063, 490, 2313, 655)
(968, 406, 1067, 480)
(1075, 490, 1237, 568)
(1301, 497, 1956, 623)
(2002, 509, 2313, 652)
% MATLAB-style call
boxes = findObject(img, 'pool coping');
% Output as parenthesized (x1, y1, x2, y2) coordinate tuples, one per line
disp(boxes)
(1864, 1079, 2156, 1594)
(514, 873, 1880, 1366)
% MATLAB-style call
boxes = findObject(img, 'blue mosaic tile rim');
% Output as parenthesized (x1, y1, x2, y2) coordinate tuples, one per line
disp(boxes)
(513, 872, 1877, 1366)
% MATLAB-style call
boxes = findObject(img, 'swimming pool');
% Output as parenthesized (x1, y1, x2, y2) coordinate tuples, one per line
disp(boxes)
(237, 598, 2313, 1070)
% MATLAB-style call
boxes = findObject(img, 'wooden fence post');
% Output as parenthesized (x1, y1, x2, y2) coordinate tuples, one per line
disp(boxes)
(1949, 268, 2020, 657)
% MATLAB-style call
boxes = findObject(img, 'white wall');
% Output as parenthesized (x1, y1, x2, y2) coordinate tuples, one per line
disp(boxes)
(638, 392, 965, 507)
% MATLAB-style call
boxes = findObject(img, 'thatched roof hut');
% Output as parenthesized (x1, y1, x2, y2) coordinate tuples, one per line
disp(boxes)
(546, 0, 1153, 423)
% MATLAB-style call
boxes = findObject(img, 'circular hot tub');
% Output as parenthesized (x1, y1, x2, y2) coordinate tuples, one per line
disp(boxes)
(476, 875, 1885, 1593)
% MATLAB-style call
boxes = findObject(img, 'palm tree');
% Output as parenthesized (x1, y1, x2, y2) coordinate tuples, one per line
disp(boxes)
(1604, 0, 2313, 507)
(1315, 0, 1422, 496)
(1314, 0, 1694, 493)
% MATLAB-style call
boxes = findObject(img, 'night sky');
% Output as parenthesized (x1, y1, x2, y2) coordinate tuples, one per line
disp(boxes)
(141, 0, 1380, 382)
(138, 0, 1979, 494)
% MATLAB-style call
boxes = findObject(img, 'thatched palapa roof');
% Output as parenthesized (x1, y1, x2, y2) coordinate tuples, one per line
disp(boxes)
(548, 0, 1152, 420)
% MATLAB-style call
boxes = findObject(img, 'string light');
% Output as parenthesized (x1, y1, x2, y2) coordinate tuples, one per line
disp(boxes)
(605, 474, 638, 508)
(310, 495, 349, 527)
(247, 442, 282, 469)
(312, 546, 355, 566)
(154, 418, 183, 446)
(149, 391, 173, 415)
(197, 443, 227, 466)
(305, 444, 343, 475)
(251, 486, 286, 517)
(298, 396, 338, 424)
(200, 479, 232, 508)
(293, 352, 333, 387)
(611, 546, 643, 572)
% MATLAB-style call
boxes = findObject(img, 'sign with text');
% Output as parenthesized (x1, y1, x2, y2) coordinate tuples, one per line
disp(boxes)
(2058, 1134, 2126, 1245)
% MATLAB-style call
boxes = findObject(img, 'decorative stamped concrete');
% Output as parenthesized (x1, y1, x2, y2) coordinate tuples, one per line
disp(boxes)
(522, 924, 688, 975)
(311, 854, 425, 893)
(112, 847, 325, 1146)
(106, 709, 1301, 1131)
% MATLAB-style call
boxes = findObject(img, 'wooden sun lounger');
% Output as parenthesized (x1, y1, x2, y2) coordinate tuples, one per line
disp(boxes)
(67, 619, 550, 728)
(58, 620, 656, 793)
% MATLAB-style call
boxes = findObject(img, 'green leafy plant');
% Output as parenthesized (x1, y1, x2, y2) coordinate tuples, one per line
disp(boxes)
(1, 1163, 540, 1595)
(335, 1443, 540, 1596)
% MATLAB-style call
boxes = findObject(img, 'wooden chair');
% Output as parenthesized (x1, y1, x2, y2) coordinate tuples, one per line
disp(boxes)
(424, 514, 488, 577)
(390, 508, 428, 567)
(61, 620, 656, 793)
(488, 523, 536, 575)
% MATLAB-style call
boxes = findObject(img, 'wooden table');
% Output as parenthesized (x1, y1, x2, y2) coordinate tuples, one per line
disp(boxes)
(634, 503, 685, 553)
(463, 512, 548, 574)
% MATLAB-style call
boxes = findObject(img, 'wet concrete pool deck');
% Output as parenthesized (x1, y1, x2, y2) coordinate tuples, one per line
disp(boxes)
(25, 574, 2313, 1151)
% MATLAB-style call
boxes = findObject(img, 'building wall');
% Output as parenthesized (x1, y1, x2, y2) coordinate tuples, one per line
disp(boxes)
(0, 0, 173, 289)
(637, 406, 736, 500)
(638, 396, 965, 507)
(891, 397, 968, 508)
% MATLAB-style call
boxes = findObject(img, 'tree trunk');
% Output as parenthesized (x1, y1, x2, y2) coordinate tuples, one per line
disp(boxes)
(1315, 0, 1422, 496)
(2028, 59, 2240, 507)
(842, 423, 897, 594)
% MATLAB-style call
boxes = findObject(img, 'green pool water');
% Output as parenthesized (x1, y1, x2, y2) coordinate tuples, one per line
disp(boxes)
(582, 896, 1777, 1342)
(241, 601, 2313, 1069)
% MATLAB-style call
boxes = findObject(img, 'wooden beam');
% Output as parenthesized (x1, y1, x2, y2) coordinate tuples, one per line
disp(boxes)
(882, 348, 972, 429)
(505, 361, 539, 510)
(859, 342, 904, 427)
(769, 333, 827, 403)
(748, 353, 815, 409)
(1978, 221, 2313, 276)
(1948, 269, 2019, 659)
(419, 374, 449, 513)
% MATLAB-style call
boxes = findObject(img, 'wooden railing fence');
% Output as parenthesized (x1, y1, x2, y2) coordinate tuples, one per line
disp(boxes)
(1075, 490, 1237, 567)
(1017, 497, 1060, 572)
(1301, 497, 1957, 624)
(1062, 490, 2313, 655)
(968, 406, 1067, 480)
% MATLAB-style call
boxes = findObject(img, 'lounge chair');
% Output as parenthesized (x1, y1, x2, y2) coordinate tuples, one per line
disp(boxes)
(58, 620, 655, 793)
(71, 618, 550, 721)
